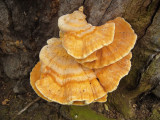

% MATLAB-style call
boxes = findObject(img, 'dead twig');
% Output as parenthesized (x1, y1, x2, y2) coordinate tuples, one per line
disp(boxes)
(17, 97, 41, 115)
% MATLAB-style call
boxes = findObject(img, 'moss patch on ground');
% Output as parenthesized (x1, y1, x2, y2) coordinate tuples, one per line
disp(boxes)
(70, 106, 115, 120)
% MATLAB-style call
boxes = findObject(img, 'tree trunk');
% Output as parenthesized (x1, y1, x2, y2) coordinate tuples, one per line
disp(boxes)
(0, 0, 160, 120)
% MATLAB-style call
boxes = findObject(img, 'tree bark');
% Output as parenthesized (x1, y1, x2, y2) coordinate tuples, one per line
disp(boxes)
(0, 0, 160, 120)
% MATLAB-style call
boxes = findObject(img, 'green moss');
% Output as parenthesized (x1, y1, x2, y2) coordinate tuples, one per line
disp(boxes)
(107, 92, 134, 119)
(70, 106, 115, 120)
(148, 107, 160, 120)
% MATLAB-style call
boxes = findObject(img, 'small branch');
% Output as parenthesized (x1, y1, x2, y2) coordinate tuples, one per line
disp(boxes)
(17, 97, 41, 116)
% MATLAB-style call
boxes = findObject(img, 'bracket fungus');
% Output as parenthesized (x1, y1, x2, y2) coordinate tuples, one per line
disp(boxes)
(30, 6, 137, 105)
(95, 53, 132, 92)
(81, 17, 137, 69)
(32, 38, 106, 105)
(59, 6, 115, 59)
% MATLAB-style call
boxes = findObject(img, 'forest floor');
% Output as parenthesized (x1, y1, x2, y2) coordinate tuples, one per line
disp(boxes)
(0, 78, 159, 120)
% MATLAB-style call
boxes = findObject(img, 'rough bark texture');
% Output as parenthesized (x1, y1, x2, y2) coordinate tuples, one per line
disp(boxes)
(0, 0, 160, 120)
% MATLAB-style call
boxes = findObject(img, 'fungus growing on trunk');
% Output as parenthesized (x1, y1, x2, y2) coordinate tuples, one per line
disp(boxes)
(30, 6, 137, 105)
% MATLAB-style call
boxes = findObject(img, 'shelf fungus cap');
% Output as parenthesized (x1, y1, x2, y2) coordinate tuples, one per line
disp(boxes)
(32, 38, 106, 105)
(82, 17, 137, 69)
(95, 53, 132, 93)
(58, 6, 90, 32)
(30, 62, 52, 102)
(58, 6, 115, 59)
